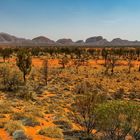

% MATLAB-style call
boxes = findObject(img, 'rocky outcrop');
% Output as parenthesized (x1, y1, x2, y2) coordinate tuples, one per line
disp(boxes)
(0, 33, 18, 42)
(85, 36, 108, 45)
(1, 32, 140, 46)
(75, 40, 84, 44)
(56, 38, 73, 45)
(0, 33, 32, 45)
(32, 36, 55, 44)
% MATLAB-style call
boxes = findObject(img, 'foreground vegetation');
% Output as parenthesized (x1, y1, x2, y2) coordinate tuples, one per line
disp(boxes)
(0, 46, 139, 140)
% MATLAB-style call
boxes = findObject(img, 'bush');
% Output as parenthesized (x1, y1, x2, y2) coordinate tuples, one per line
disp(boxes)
(16, 84, 36, 101)
(0, 101, 13, 114)
(4, 121, 25, 135)
(71, 92, 106, 136)
(11, 112, 26, 120)
(113, 88, 124, 99)
(0, 65, 23, 91)
(95, 101, 140, 140)
(24, 106, 44, 118)
(38, 126, 63, 138)
(22, 115, 40, 127)
(53, 120, 73, 130)
(75, 81, 91, 94)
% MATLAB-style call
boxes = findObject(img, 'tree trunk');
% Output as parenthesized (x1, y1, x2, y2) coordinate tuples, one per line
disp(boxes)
(23, 73, 26, 84)
(111, 65, 114, 74)
(62, 63, 65, 69)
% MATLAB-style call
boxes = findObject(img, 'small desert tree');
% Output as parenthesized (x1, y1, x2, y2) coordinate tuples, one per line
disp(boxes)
(1, 48, 13, 63)
(109, 55, 118, 74)
(102, 48, 108, 67)
(127, 50, 135, 73)
(71, 92, 106, 136)
(96, 101, 140, 140)
(59, 55, 69, 68)
(16, 49, 32, 83)
(41, 59, 48, 86)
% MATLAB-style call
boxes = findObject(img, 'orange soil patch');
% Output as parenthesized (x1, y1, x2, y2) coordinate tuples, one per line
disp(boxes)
(0, 57, 140, 68)
(0, 129, 12, 140)
(25, 116, 56, 140)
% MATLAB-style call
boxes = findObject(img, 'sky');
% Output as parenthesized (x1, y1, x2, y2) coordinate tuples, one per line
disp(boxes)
(0, 0, 140, 41)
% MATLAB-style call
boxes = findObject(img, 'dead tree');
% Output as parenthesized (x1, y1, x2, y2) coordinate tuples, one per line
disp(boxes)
(42, 59, 48, 86)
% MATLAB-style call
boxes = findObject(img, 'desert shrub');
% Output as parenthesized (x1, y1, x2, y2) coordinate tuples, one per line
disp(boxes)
(22, 115, 40, 127)
(113, 88, 124, 100)
(75, 81, 91, 94)
(24, 105, 44, 118)
(0, 65, 23, 91)
(71, 92, 106, 136)
(16, 83, 36, 101)
(4, 121, 25, 135)
(11, 112, 40, 127)
(59, 55, 69, 68)
(95, 101, 140, 140)
(38, 126, 63, 138)
(53, 120, 73, 130)
(11, 112, 26, 120)
(0, 101, 13, 114)
(128, 92, 137, 99)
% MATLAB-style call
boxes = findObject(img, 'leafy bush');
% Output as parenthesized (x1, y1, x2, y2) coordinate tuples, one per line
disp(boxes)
(95, 101, 140, 140)
(38, 126, 63, 138)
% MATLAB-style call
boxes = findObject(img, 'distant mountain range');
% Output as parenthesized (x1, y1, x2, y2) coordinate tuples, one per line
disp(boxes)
(0, 32, 140, 46)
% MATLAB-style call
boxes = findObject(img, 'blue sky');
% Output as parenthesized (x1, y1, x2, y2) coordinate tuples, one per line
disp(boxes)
(0, 0, 140, 41)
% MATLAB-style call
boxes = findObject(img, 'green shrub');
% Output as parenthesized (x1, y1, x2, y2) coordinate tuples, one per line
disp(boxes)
(95, 101, 140, 140)
(38, 126, 63, 138)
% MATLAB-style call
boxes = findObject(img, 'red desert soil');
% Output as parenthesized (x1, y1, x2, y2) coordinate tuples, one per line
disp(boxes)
(0, 57, 138, 140)
(0, 129, 12, 140)
(0, 57, 140, 68)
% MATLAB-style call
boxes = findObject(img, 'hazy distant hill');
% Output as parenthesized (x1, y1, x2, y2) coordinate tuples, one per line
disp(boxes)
(32, 36, 55, 44)
(0, 33, 140, 46)
(56, 38, 74, 45)
(85, 36, 109, 46)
